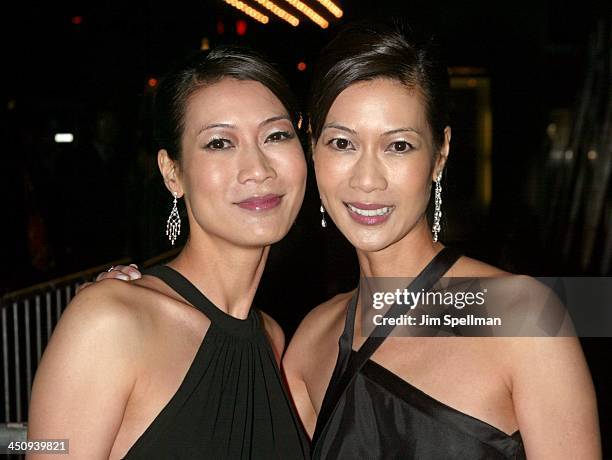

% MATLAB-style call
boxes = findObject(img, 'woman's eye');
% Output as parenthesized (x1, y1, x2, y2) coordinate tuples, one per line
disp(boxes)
(327, 138, 354, 150)
(265, 131, 293, 143)
(388, 141, 413, 153)
(205, 138, 232, 150)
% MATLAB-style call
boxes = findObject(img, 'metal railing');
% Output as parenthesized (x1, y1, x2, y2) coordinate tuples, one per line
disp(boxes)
(0, 258, 131, 423)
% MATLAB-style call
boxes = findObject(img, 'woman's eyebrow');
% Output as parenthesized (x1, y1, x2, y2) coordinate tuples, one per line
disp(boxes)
(197, 116, 290, 135)
(197, 123, 235, 135)
(383, 127, 421, 136)
(260, 115, 291, 127)
(321, 124, 421, 136)
(322, 123, 357, 135)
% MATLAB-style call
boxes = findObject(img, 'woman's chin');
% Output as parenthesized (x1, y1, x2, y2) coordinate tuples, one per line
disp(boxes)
(346, 234, 394, 254)
(238, 227, 289, 248)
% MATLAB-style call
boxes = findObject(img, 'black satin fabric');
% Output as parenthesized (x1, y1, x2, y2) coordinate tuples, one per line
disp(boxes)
(123, 266, 310, 460)
(312, 260, 526, 459)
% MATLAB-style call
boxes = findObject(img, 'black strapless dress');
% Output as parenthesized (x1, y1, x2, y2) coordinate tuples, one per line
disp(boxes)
(312, 248, 526, 459)
(123, 266, 310, 459)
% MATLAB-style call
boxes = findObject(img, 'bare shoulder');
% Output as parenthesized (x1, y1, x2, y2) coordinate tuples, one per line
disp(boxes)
(55, 275, 184, 353)
(258, 310, 285, 363)
(33, 279, 156, 378)
(286, 289, 355, 361)
(295, 290, 356, 341)
(448, 254, 509, 277)
(58, 278, 149, 339)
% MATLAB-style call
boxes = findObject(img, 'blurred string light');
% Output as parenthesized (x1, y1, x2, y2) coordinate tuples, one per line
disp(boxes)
(148, 78, 158, 88)
(71, 16, 83, 25)
(222, 0, 269, 24)
(201, 37, 211, 50)
(252, 0, 299, 26)
(314, 0, 342, 18)
(54, 133, 74, 143)
(282, 0, 328, 28)
(297, 61, 307, 71)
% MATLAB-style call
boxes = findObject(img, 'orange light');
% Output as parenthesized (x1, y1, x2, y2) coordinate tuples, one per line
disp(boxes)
(71, 16, 83, 25)
(297, 61, 307, 71)
(148, 78, 158, 88)
(282, 0, 328, 28)
(222, 0, 269, 24)
(314, 0, 343, 18)
(252, 0, 299, 26)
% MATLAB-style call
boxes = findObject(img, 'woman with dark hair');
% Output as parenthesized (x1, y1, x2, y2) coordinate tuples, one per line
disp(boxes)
(282, 23, 600, 459)
(27, 46, 310, 459)
(91, 23, 601, 459)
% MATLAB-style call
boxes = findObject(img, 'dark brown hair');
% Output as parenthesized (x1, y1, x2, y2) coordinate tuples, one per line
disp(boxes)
(309, 22, 450, 153)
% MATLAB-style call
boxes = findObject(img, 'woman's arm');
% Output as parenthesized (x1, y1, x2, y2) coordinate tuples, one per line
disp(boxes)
(510, 336, 601, 458)
(27, 281, 141, 459)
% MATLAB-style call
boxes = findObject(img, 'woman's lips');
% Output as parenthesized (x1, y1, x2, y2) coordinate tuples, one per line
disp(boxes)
(237, 194, 283, 211)
(345, 202, 394, 225)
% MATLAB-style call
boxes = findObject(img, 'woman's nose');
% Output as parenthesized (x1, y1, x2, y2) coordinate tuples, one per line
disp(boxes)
(348, 149, 388, 193)
(237, 147, 277, 184)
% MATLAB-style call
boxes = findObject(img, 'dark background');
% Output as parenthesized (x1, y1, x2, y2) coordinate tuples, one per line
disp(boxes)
(1, 0, 610, 451)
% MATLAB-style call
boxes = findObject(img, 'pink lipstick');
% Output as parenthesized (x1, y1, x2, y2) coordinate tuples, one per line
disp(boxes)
(237, 194, 282, 211)
(345, 202, 394, 225)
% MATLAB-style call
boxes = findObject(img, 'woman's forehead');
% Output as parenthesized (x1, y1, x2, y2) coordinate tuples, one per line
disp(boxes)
(325, 79, 428, 128)
(184, 79, 288, 126)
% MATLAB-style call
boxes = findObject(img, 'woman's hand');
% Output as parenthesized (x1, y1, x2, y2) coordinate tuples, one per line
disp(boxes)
(77, 265, 142, 293)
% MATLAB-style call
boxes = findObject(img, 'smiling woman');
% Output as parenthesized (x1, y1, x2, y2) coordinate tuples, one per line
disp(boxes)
(26, 47, 309, 459)
(313, 78, 447, 251)
(159, 77, 306, 247)
(283, 22, 601, 459)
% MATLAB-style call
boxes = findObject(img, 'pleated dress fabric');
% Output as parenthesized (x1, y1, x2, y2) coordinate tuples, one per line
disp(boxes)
(123, 265, 310, 460)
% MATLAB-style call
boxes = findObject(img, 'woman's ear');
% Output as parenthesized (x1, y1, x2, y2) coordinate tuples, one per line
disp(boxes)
(432, 126, 451, 180)
(158, 149, 183, 197)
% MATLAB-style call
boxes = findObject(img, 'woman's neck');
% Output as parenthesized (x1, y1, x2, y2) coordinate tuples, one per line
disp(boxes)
(356, 219, 443, 278)
(168, 233, 269, 320)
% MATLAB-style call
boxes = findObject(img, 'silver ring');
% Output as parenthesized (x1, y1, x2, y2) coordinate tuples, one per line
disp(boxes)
(107, 266, 115, 272)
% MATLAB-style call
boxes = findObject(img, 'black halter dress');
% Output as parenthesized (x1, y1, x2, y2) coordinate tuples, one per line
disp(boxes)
(123, 266, 310, 459)
(311, 248, 526, 459)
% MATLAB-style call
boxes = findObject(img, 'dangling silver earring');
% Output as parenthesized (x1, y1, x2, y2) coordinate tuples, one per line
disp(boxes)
(320, 203, 327, 228)
(166, 192, 181, 246)
(432, 171, 443, 242)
